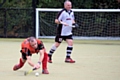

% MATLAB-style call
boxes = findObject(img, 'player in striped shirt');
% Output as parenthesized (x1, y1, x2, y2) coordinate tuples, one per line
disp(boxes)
(48, 0, 78, 63)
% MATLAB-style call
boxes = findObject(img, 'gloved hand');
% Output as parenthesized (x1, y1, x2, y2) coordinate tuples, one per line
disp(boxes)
(72, 23, 79, 28)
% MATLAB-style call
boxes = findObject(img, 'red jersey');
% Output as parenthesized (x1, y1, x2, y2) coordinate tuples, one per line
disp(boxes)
(20, 38, 45, 56)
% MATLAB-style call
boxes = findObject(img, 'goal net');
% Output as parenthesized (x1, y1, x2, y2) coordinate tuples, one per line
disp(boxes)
(36, 8, 120, 40)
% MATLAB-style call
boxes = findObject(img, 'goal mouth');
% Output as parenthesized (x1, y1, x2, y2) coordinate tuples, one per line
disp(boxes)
(36, 8, 120, 40)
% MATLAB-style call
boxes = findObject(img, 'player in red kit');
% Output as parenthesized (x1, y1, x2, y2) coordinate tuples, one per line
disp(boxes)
(13, 37, 49, 74)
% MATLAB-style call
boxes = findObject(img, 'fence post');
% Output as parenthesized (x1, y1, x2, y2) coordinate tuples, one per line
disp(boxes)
(4, 8, 7, 38)
(32, 0, 37, 37)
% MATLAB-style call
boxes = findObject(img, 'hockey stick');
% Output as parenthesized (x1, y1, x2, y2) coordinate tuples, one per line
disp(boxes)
(24, 68, 36, 76)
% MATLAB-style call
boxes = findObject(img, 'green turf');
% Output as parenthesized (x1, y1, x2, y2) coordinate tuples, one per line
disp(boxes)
(0, 39, 120, 80)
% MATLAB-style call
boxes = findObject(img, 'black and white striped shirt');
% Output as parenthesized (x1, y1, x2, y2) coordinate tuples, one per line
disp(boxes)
(56, 8, 75, 36)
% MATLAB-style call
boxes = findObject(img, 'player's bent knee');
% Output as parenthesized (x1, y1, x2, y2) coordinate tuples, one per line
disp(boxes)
(55, 42, 60, 47)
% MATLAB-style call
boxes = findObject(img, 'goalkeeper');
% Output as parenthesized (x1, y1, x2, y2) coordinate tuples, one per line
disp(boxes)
(48, 0, 78, 63)
(13, 37, 49, 74)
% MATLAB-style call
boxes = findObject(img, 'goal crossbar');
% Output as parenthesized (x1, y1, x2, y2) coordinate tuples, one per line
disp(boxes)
(36, 8, 120, 12)
(36, 8, 120, 40)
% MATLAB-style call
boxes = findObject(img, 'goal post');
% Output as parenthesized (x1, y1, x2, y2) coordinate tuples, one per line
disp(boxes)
(36, 8, 120, 40)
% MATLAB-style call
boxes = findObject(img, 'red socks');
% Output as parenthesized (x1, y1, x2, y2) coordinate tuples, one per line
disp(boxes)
(42, 52, 48, 70)
(18, 58, 25, 68)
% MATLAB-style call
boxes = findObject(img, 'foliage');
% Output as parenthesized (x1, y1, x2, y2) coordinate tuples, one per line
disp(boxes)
(0, 0, 120, 37)
(0, 0, 120, 8)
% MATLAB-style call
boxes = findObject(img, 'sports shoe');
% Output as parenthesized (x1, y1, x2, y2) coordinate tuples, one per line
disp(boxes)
(48, 55, 52, 63)
(42, 69, 49, 74)
(13, 64, 20, 71)
(65, 58, 75, 63)
(48, 60, 52, 63)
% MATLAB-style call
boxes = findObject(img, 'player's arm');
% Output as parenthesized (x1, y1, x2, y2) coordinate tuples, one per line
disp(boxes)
(22, 48, 36, 67)
(37, 41, 45, 63)
(26, 56, 35, 67)
(72, 20, 75, 24)
(21, 47, 35, 67)
(38, 49, 44, 63)
(55, 19, 68, 26)
(32, 49, 44, 69)
(55, 19, 60, 24)
(72, 14, 79, 28)
(72, 12, 75, 24)
(55, 11, 68, 26)
(36, 41, 45, 66)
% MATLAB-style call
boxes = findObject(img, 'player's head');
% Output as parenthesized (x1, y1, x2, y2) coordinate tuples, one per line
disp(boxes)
(64, 0, 72, 11)
(29, 37, 38, 49)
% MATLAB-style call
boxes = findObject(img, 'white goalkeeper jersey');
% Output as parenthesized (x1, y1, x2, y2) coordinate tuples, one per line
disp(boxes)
(56, 8, 75, 36)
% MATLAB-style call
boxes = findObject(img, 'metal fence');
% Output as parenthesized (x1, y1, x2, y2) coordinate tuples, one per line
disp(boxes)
(0, 8, 35, 38)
